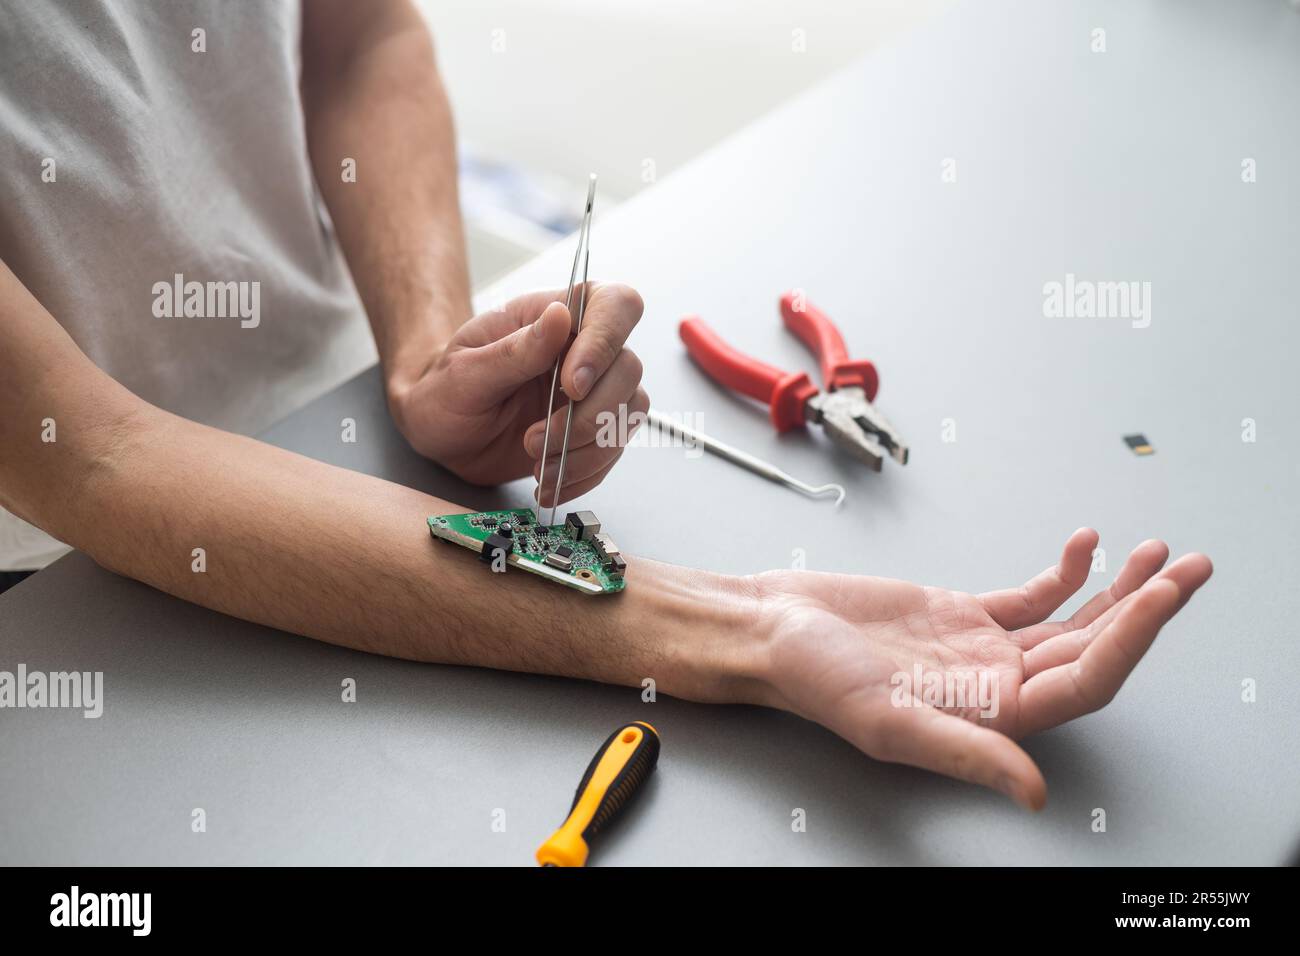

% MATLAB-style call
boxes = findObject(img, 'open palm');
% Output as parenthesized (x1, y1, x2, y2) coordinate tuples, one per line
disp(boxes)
(753, 529, 1213, 808)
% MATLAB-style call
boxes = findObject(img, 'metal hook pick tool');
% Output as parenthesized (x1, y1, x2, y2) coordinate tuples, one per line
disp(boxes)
(647, 409, 847, 506)
(536, 174, 596, 526)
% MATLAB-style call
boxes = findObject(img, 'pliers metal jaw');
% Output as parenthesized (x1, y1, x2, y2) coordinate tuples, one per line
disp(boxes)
(678, 291, 909, 472)
(809, 387, 909, 472)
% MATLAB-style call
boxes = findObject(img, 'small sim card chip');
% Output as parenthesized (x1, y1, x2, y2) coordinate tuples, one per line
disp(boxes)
(1124, 434, 1154, 456)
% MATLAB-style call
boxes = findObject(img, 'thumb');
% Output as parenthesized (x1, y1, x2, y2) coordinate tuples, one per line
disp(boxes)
(465, 301, 571, 401)
(874, 704, 1047, 812)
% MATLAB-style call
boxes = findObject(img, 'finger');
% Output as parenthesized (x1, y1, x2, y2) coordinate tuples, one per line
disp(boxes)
(979, 528, 1098, 630)
(560, 282, 644, 400)
(1154, 552, 1213, 612)
(454, 288, 575, 348)
(1027, 550, 1210, 670)
(1017, 566, 1207, 736)
(461, 302, 572, 403)
(533, 438, 628, 500)
(523, 355, 646, 457)
(1023, 544, 1181, 678)
(1018, 579, 1179, 735)
(1016, 538, 1169, 650)
(870, 705, 1047, 811)
(532, 386, 647, 505)
(1023, 622, 1101, 680)
(531, 456, 619, 509)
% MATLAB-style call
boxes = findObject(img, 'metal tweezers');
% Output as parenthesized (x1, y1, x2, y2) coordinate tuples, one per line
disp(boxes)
(536, 174, 596, 527)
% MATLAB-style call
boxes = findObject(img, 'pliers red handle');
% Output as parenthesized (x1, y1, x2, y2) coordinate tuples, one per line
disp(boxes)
(679, 292, 908, 471)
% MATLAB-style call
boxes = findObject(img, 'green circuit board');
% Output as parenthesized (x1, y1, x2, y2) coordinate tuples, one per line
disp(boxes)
(427, 508, 626, 595)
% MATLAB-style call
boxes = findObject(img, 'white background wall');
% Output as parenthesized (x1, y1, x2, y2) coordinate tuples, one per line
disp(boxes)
(416, 0, 951, 285)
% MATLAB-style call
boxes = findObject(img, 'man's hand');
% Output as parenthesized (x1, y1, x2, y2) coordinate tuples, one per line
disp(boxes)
(303, 5, 646, 505)
(747, 529, 1213, 809)
(387, 284, 649, 504)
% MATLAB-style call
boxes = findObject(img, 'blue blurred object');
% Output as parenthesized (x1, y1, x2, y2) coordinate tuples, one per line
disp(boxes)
(459, 147, 583, 238)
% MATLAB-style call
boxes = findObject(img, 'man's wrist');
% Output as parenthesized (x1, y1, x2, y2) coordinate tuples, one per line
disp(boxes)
(382, 339, 447, 435)
(377, 300, 469, 421)
(623, 562, 773, 707)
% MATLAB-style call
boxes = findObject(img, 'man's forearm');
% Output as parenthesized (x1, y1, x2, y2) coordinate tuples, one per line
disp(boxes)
(302, 1, 472, 398)
(0, 260, 759, 705)
(43, 403, 763, 704)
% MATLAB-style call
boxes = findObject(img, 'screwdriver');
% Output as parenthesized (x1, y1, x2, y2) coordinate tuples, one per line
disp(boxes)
(536, 721, 661, 867)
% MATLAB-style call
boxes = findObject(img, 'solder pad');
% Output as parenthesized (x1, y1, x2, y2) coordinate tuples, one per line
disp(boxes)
(428, 509, 626, 595)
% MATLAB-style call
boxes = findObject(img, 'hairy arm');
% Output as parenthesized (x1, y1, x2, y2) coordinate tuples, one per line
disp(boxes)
(301, 0, 472, 406)
(0, 259, 759, 703)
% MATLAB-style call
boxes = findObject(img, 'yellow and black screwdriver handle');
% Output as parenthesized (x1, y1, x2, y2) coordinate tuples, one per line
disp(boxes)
(536, 721, 661, 867)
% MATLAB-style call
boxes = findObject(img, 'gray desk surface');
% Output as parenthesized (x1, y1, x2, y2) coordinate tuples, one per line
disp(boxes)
(3, 0, 1298, 865)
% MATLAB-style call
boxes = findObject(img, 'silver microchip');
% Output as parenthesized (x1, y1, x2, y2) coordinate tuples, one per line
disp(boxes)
(592, 532, 620, 561)
(566, 510, 601, 540)
(544, 551, 573, 571)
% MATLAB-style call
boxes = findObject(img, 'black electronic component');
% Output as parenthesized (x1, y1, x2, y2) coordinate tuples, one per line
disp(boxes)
(555, 544, 574, 558)
(1124, 433, 1154, 455)
(480, 532, 513, 563)
(499, 521, 514, 537)
(608, 555, 627, 578)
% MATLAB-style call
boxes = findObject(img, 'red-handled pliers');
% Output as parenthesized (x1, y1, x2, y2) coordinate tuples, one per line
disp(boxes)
(679, 292, 909, 471)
